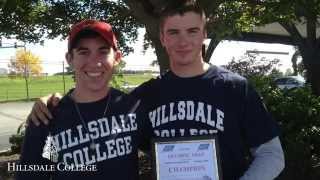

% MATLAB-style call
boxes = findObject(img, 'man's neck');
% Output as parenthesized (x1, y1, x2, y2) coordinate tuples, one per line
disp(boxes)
(72, 87, 110, 103)
(170, 60, 210, 78)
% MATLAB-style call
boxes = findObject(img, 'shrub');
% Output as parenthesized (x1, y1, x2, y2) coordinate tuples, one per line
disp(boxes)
(251, 77, 320, 180)
(8, 122, 26, 154)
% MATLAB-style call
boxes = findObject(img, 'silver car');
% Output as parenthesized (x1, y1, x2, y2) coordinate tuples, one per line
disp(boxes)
(274, 76, 305, 90)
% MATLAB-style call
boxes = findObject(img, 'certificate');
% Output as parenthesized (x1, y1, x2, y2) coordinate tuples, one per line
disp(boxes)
(152, 136, 222, 180)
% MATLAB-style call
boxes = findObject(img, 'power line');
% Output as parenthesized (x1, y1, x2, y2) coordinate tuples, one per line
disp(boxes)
(246, 50, 289, 55)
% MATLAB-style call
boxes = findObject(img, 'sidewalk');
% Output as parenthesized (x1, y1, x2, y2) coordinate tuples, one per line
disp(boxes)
(0, 102, 34, 151)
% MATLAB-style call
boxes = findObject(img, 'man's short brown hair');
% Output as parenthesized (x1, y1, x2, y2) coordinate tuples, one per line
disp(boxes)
(159, 0, 206, 32)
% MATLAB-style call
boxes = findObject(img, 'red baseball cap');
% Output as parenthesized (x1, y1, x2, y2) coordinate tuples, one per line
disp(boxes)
(68, 19, 118, 51)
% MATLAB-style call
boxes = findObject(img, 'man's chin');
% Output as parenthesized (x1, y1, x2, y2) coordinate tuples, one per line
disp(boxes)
(173, 59, 194, 66)
(81, 83, 108, 92)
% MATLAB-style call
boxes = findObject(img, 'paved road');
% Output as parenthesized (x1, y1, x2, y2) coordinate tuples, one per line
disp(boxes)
(0, 101, 34, 151)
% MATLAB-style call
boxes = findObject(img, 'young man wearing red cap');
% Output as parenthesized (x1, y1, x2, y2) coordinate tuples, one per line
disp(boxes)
(28, 1, 284, 180)
(16, 20, 151, 180)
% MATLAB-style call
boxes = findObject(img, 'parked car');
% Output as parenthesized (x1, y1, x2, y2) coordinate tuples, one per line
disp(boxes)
(274, 76, 305, 90)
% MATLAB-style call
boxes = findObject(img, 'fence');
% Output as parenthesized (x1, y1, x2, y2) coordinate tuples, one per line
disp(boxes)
(0, 60, 73, 101)
(0, 74, 156, 102)
(0, 88, 72, 102)
(0, 75, 75, 102)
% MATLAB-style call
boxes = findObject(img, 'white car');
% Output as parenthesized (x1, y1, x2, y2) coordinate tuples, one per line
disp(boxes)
(274, 76, 305, 90)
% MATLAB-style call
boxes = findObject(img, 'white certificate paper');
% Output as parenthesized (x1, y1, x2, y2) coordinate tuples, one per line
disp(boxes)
(154, 138, 220, 180)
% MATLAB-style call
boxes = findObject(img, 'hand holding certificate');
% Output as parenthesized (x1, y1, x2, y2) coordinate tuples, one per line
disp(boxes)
(152, 136, 222, 180)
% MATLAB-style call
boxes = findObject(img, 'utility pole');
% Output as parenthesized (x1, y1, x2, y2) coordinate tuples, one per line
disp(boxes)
(22, 42, 29, 100)
(24, 62, 30, 100)
(62, 61, 66, 94)
(0, 40, 30, 100)
(246, 50, 289, 55)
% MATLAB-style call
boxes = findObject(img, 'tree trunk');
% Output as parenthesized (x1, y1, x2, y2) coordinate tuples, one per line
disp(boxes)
(143, 18, 169, 74)
(124, 0, 171, 73)
(304, 62, 320, 95)
(300, 49, 320, 96)
(153, 38, 169, 74)
(204, 37, 220, 63)
(291, 50, 300, 76)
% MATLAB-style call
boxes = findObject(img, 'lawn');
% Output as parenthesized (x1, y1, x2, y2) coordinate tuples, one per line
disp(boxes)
(120, 73, 154, 85)
(0, 73, 154, 102)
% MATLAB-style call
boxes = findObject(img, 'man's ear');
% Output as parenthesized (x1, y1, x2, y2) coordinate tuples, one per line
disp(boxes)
(65, 52, 73, 68)
(113, 50, 122, 66)
(203, 28, 207, 39)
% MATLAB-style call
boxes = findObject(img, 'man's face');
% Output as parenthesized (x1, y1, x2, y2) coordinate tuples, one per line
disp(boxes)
(67, 36, 120, 94)
(160, 11, 206, 69)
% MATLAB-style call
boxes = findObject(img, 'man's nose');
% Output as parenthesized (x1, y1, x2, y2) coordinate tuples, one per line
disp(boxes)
(88, 54, 102, 65)
(177, 33, 189, 46)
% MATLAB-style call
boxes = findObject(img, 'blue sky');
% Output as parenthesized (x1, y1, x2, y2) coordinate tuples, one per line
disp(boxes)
(0, 28, 295, 75)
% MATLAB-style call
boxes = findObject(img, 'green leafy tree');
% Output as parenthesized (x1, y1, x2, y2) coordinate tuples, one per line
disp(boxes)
(284, 68, 293, 76)
(2, 0, 320, 95)
(0, 0, 141, 55)
(224, 51, 320, 180)
(259, 85, 320, 180)
(0, 0, 224, 72)
(224, 52, 280, 78)
(227, 0, 320, 95)
(291, 49, 306, 77)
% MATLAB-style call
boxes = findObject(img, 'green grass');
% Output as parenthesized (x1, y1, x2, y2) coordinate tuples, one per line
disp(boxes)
(0, 75, 74, 101)
(0, 74, 154, 102)
(116, 73, 154, 85)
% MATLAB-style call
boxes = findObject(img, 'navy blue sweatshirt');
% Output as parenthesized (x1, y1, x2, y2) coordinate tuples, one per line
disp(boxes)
(131, 66, 280, 180)
(17, 88, 152, 180)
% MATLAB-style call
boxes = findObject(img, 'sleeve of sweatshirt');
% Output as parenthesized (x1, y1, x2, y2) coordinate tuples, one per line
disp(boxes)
(15, 120, 54, 180)
(239, 137, 285, 180)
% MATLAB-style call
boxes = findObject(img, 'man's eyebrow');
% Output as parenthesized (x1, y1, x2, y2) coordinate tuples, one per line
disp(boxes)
(98, 45, 110, 50)
(166, 29, 179, 33)
(187, 27, 200, 32)
(75, 47, 89, 51)
(74, 45, 110, 51)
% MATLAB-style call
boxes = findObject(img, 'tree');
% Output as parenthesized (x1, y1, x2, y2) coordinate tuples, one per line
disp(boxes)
(291, 49, 300, 76)
(0, 0, 142, 55)
(284, 68, 293, 76)
(224, 52, 280, 78)
(123, 0, 224, 72)
(0, 0, 271, 73)
(2, 0, 320, 95)
(223, 0, 320, 95)
(224, 52, 281, 94)
(0, 0, 222, 72)
(7, 49, 42, 100)
(291, 49, 306, 77)
(8, 49, 42, 76)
